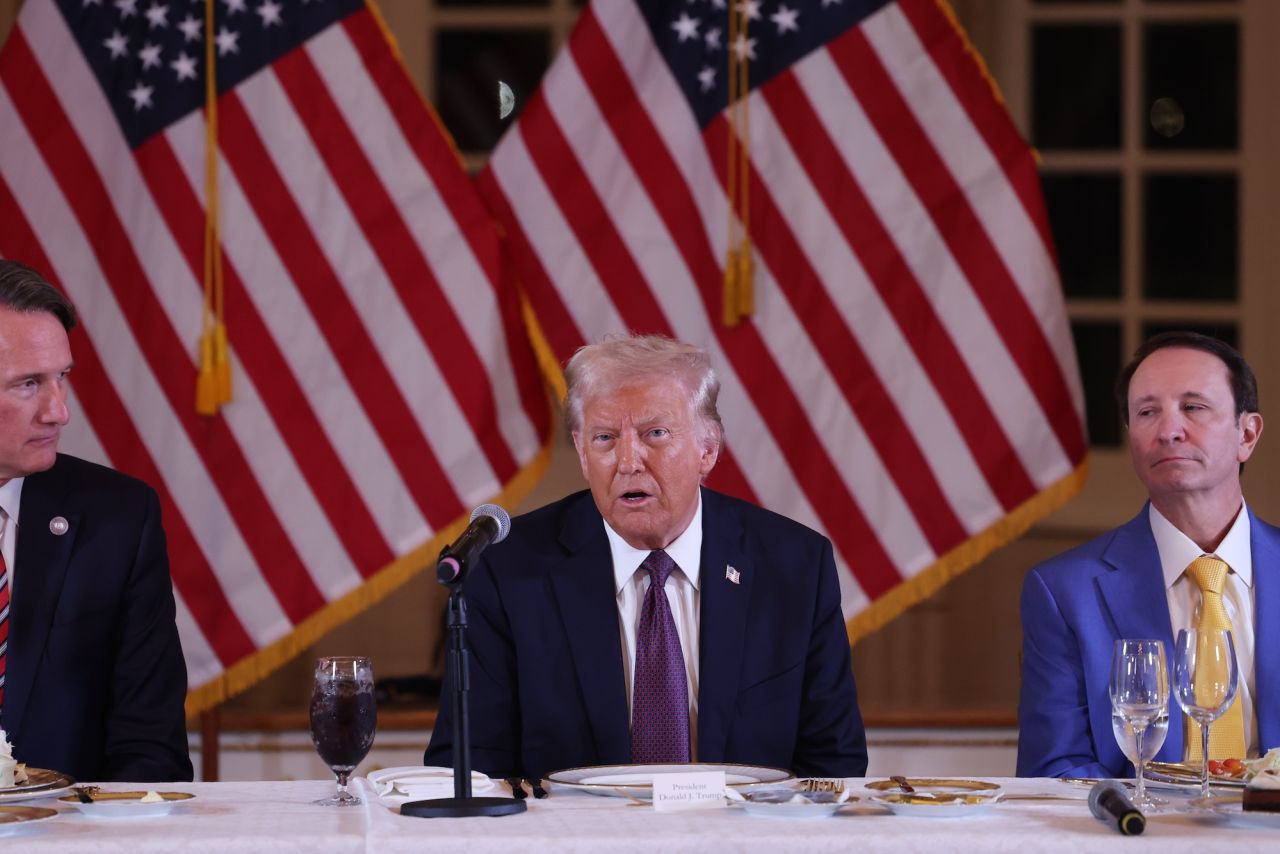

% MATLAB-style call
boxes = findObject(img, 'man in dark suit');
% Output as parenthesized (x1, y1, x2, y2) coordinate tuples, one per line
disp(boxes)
(0, 261, 191, 782)
(1019, 332, 1277, 778)
(425, 335, 867, 780)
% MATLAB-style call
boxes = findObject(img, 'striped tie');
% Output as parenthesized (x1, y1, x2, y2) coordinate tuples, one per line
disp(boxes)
(0, 513, 8, 714)
(1184, 556, 1247, 761)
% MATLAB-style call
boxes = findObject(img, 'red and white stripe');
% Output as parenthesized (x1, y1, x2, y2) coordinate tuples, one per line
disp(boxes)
(0, 1, 548, 695)
(481, 0, 1085, 620)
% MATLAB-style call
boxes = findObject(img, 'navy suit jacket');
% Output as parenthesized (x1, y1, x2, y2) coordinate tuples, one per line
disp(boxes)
(0, 454, 192, 782)
(1018, 505, 1280, 778)
(424, 487, 867, 779)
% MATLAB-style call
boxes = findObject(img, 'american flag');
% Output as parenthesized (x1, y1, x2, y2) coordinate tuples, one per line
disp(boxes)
(0, 0, 550, 711)
(481, 0, 1088, 640)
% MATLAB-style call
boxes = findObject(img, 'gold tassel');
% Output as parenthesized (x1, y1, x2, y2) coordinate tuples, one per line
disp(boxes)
(722, 247, 740, 327)
(196, 329, 218, 415)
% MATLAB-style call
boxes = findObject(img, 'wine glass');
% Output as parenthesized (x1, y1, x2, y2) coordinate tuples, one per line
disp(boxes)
(309, 656, 377, 806)
(1173, 629, 1238, 803)
(1109, 639, 1169, 810)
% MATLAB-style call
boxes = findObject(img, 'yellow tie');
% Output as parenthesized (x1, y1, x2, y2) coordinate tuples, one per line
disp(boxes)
(1184, 556, 1247, 761)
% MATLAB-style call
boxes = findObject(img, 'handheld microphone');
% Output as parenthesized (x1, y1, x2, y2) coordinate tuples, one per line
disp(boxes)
(1088, 780, 1145, 836)
(436, 504, 511, 585)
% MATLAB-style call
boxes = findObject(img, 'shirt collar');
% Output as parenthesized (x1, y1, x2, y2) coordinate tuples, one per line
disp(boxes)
(1149, 501, 1253, 590)
(606, 489, 703, 593)
(0, 477, 24, 527)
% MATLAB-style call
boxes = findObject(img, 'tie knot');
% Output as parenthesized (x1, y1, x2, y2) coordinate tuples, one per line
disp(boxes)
(1187, 555, 1229, 595)
(641, 549, 677, 588)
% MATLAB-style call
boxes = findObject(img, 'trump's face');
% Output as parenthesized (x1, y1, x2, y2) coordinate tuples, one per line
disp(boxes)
(0, 307, 72, 485)
(1126, 346, 1261, 506)
(574, 377, 719, 551)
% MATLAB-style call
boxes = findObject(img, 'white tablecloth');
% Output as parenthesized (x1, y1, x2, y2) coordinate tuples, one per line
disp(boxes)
(5, 777, 1275, 851)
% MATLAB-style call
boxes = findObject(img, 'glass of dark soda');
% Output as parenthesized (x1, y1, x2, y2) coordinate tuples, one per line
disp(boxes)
(309, 656, 377, 806)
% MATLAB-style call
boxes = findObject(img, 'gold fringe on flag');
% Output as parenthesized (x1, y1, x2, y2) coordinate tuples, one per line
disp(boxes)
(722, 1, 753, 327)
(196, 0, 231, 416)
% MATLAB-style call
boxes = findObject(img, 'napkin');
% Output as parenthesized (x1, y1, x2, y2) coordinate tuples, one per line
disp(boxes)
(365, 766, 496, 805)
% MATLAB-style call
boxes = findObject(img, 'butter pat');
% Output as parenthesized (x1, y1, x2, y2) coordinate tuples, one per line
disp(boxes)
(139, 791, 165, 803)
(0, 728, 16, 788)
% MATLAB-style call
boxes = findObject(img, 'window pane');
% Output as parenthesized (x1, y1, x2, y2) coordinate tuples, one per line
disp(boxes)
(1144, 23, 1238, 150)
(1042, 173, 1122, 299)
(1143, 174, 1237, 300)
(1071, 321, 1123, 447)
(435, 29, 550, 151)
(1141, 322, 1237, 349)
(1033, 25, 1122, 150)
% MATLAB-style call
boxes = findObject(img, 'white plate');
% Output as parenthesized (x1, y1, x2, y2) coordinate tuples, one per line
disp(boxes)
(58, 791, 194, 818)
(364, 766, 495, 800)
(0, 768, 76, 803)
(869, 792, 1002, 818)
(546, 763, 793, 799)
(0, 805, 59, 836)
(1196, 795, 1280, 828)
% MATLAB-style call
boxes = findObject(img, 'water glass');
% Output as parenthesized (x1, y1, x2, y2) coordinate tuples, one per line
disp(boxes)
(1173, 629, 1238, 802)
(1109, 638, 1169, 810)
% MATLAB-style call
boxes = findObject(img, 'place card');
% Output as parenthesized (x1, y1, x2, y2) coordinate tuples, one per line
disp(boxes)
(651, 770, 728, 812)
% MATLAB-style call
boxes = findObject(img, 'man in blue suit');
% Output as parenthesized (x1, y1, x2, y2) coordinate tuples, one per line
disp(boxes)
(425, 335, 867, 780)
(1019, 332, 1277, 778)
(0, 261, 191, 782)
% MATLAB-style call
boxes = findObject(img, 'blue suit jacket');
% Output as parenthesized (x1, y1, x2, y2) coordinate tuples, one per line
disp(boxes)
(1018, 505, 1280, 778)
(0, 454, 192, 782)
(424, 487, 868, 779)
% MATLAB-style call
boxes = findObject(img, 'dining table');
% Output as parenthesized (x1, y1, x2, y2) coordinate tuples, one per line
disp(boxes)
(1, 775, 1274, 851)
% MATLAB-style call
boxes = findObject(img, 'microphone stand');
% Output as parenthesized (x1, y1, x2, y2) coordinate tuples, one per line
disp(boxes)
(401, 578, 525, 818)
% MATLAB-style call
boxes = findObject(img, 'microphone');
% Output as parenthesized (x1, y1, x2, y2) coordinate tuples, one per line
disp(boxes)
(436, 504, 511, 585)
(1088, 780, 1145, 836)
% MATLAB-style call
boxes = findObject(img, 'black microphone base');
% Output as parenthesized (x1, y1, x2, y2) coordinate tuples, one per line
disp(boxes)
(400, 796, 528, 818)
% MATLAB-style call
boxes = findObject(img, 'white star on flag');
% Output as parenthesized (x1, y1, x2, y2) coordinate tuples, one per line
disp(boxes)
(171, 51, 198, 81)
(704, 26, 721, 51)
(103, 29, 129, 59)
(127, 81, 153, 110)
(697, 65, 715, 92)
(114, 0, 138, 19)
(177, 14, 202, 42)
(215, 26, 240, 56)
(256, 0, 284, 27)
(737, 0, 761, 21)
(770, 4, 799, 34)
(144, 3, 169, 29)
(670, 12, 699, 43)
(138, 42, 162, 69)
(223, 0, 248, 15)
(731, 32, 756, 61)
(82, 0, 103, 7)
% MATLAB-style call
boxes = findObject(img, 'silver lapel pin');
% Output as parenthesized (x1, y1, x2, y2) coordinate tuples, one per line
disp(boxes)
(725, 565, 740, 585)
(49, 516, 69, 536)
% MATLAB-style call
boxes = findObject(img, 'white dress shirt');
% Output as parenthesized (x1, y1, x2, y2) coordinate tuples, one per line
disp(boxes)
(1149, 503, 1257, 756)
(606, 492, 702, 759)
(0, 477, 24, 596)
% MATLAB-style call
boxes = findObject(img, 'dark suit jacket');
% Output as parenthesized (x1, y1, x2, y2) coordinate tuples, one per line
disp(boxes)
(425, 487, 867, 779)
(1018, 505, 1280, 778)
(0, 454, 192, 782)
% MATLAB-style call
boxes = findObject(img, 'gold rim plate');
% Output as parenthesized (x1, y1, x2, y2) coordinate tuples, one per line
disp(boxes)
(865, 778, 1001, 793)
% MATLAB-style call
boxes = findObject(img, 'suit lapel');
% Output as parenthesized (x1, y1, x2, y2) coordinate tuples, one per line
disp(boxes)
(1250, 511, 1280, 751)
(5, 459, 79, 739)
(1096, 508, 1182, 758)
(546, 495, 631, 763)
(695, 489, 752, 762)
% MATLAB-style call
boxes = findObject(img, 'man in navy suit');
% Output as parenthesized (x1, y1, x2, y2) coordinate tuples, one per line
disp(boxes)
(1019, 332, 1277, 778)
(425, 335, 867, 780)
(0, 261, 191, 782)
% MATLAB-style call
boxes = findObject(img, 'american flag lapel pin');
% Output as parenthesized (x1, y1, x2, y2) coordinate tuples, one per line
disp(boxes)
(725, 565, 740, 585)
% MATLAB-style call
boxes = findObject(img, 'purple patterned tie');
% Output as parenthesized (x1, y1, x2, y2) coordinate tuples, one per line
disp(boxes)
(630, 549, 691, 763)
